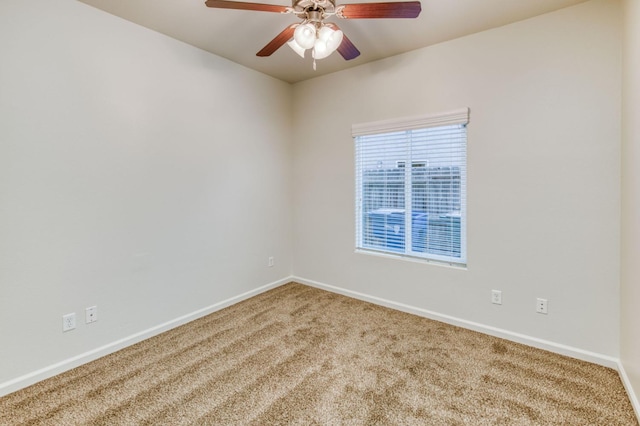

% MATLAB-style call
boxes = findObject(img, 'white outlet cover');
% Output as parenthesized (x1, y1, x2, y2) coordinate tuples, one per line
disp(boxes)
(63, 313, 76, 332)
(536, 298, 548, 314)
(491, 290, 502, 305)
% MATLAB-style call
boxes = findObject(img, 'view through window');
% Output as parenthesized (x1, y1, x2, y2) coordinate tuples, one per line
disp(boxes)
(354, 111, 468, 265)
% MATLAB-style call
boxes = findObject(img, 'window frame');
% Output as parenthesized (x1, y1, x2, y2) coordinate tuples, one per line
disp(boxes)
(353, 108, 469, 267)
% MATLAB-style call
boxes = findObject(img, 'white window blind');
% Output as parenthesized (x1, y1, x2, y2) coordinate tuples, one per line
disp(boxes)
(353, 108, 468, 265)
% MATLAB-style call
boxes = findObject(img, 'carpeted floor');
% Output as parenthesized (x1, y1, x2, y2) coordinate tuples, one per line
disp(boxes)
(1, 282, 637, 425)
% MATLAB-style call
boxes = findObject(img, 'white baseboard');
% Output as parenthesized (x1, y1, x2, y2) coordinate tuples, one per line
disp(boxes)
(4, 275, 638, 424)
(0, 276, 293, 397)
(618, 361, 640, 421)
(294, 276, 620, 369)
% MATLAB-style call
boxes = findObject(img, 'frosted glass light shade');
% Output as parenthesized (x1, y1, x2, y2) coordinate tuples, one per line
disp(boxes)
(318, 26, 342, 49)
(326, 29, 343, 52)
(318, 26, 334, 42)
(294, 23, 316, 49)
(287, 39, 306, 58)
(312, 39, 331, 59)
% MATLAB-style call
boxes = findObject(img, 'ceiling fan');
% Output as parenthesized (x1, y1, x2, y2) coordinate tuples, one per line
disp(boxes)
(204, 0, 421, 68)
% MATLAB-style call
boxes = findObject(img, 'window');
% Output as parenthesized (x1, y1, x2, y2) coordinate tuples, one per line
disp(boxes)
(353, 108, 468, 266)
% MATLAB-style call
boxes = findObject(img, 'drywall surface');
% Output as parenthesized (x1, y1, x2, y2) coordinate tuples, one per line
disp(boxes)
(292, 0, 622, 356)
(0, 0, 293, 386)
(621, 0, 640, 411)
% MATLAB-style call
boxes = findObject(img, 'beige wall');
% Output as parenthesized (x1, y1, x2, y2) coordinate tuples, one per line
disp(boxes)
(621, 0, 640, 415)
(292, 0, 622, 358)
(0, 0, 293, 391)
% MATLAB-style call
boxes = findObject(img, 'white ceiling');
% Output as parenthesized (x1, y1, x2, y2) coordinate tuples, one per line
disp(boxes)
(78, 0, 589, 84)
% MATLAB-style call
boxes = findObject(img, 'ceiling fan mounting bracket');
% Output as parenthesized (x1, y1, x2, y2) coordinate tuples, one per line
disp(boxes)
(291, 0, 336, 16)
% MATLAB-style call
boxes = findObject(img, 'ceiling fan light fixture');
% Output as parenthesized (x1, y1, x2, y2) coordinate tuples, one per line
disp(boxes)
(293, 23, 316, 49)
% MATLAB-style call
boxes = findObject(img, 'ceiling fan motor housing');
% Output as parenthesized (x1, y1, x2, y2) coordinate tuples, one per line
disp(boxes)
(292, 0, 336, 16)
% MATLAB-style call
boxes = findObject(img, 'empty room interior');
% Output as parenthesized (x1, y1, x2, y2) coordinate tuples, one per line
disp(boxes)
(1, 0, 640, 423)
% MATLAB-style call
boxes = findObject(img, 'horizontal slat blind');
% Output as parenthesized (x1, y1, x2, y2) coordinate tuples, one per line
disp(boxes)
(354, 109, 468, 265)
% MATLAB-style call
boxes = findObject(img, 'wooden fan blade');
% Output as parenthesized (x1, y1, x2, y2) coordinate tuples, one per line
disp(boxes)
(257, 24, 297, 57)
(325, 23, 361, 60)
(339, 1, 421, 19)
(337, 33, 361, 60)
(205, 0, 289, 13)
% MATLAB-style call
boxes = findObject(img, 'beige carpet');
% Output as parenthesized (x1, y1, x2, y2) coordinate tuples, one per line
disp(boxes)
(1, 282, 637, 425)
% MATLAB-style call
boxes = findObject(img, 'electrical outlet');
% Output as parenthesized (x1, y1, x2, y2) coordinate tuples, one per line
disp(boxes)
(268, 256, 274, 267)
(62, 313, 76, 332)
(491, 290, 502, 305)
(85, 306, 98, 324)
(536, 298, 548, 314)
